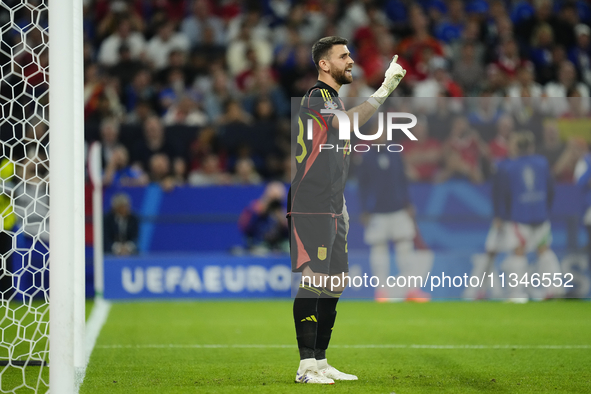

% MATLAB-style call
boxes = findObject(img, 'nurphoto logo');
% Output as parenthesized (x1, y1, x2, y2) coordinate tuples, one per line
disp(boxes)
(304, 109, 418, 153)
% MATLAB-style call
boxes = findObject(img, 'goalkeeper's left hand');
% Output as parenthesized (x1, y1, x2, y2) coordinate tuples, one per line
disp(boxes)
(381, 55, 406, 93)
(368, 55, 407, 109)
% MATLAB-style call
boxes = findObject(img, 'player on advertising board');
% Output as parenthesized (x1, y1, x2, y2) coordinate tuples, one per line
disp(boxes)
(464, 148, 513, 301)
(493, 132, 563, 302)
(288, 36, 406, 384)
(357, 130, 433, 302)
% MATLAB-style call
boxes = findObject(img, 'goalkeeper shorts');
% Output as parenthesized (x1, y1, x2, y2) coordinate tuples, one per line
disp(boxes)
(289, 213, 349, 275)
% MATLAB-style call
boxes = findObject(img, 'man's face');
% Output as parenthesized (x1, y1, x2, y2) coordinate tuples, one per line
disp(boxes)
(115, 203, 129, 217)
(326, 45, 354, 85)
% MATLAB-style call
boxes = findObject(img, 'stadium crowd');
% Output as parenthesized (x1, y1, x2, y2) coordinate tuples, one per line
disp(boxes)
(1, 0, 591, 187)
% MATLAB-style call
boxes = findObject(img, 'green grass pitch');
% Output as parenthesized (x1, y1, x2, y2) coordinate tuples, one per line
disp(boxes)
(75, 300, 591, 394)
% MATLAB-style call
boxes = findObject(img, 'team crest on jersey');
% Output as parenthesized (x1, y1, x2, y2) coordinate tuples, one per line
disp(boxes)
(324, 100, 338, 109)
(317, 247, 327, 260)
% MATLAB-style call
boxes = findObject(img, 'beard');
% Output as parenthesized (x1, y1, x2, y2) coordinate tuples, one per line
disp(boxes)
(331, 67, 353, 85)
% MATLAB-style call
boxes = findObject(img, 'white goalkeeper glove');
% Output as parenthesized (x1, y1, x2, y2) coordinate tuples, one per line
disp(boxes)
(368, 55, 407, 109)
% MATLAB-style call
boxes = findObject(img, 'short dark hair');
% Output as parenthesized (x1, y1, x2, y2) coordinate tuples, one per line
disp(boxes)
(514, 131, 535, 154)
(312, 36, 348, 70)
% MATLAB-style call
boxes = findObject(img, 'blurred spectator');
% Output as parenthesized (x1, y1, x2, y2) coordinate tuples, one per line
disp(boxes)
(488, 114, 515, 164)
(276, 43, 317, 98)
(192, 26, 227, 64)
(273, 25, 301, 68)
(98, 17, 146, 67)
(339, 1, 374, 40)
(555, 3, 580, 48)
(507, 96, 546, 144)
(242, 68, 289, 117)
(103, 193, 139, 256)
(235, 48, 266, 91)
(449, 19, 485, 65)
(84, 64, 124, 122)
(536, 44, 568, 85)
(350, 12, 394, 88)
(103, 145, 148, 188)
(248, 96, 281, 160)
(439, 116, 488, 183)
(544, 60, 590, 116)
(95, 0, 145, 43)
(413, 57, 463, 98)
(482, 63, 509, 97)
(218, 99, 253, 126)
(124, 69, 158, 113)
(202, 69, 236, 121)
(132, 116, 185, 178)
(433, 0, 465, 44)
(397, 5, 444, 73)
(226, 23, 273, 77)
(494, 38, 525, 81)
(125, 99, 155, 126)
(189, 126, 226, 172)
(227, 7, 271, 43)
(272, 4, 320, 47)
(569, 24, 591, 87)
(562, 88, 591, 118)
(217, 99, 253, 161)
(99, 118, 121, 164)
(538, 120, 566, 169)
(146, 21, 190, 70)
(155, 50, 193, 87)
(109, 44, 143, 90)
(529, 23, 554, 72)
(402, 117, 443, 182)
(425, 95, 462, 142)
(158, 68, 189, 113)
(507, 63, 543, 98)
(553, 137, 588, 183)
(484, 15, 515, 64)
(148, 153, 183, 191)
(452, 42, 485, 96)
(537, 120, 582, 182)
(181, 0, 226, 47)
(163, 94, 208, 126)
(237, 181, 288, 253)
(233, 157, 263, 185)
(188, 154, 231, 186)
(468, 93, 504, 142)
(515, 0, 574, 49)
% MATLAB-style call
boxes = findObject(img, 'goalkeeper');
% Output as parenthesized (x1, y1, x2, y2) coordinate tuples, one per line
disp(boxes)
(288, 36, 406, 384)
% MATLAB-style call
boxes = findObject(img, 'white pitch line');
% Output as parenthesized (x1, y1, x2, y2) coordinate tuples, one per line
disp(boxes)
(75, 298, 112, 393)
(95, 344, 591, 350)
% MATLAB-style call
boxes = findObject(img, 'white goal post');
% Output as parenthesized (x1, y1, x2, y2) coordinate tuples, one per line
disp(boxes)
(48, 0, 85, 391)
(1, 0, 90, 388)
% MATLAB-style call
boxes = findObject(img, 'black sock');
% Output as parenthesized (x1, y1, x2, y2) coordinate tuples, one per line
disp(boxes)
(293, 283, 322, 360)
(315, 287, 342, 360)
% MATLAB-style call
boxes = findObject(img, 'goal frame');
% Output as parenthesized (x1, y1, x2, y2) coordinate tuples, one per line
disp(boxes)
(48, 0, 86, 391)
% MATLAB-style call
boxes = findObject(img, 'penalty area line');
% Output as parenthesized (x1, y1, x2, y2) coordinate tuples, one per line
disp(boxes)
(75, 298, 112, 393)
(95, 344, 591, 350)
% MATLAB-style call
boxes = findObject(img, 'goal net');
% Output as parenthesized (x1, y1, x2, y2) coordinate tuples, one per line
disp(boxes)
(0, 0, 50, 391)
